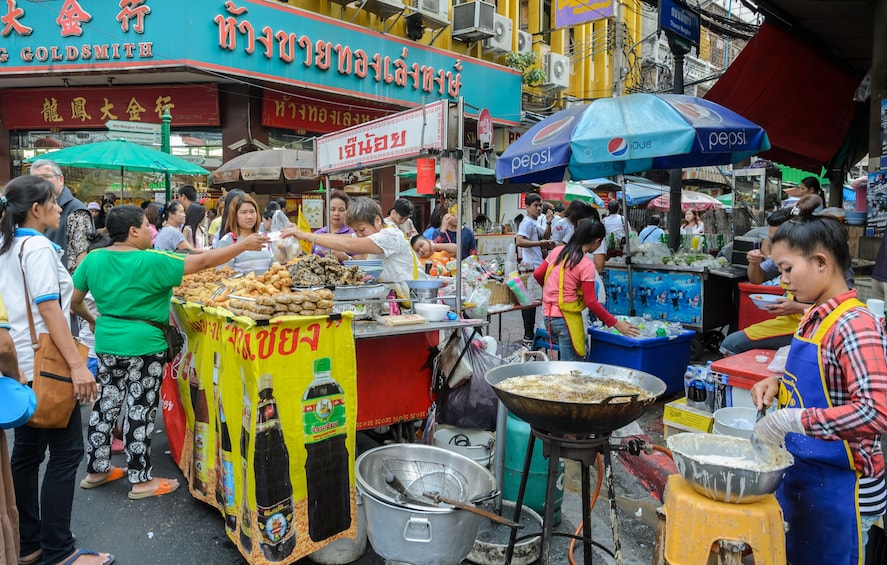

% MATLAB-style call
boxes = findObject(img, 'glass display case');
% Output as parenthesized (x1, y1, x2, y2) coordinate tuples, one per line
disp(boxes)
(731, 168, 783, 236)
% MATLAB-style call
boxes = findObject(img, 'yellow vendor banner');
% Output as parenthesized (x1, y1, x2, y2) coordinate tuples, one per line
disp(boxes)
(168, 302, 358, 564)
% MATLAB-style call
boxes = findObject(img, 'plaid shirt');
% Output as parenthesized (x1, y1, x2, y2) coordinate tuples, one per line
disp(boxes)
(798, 290, 887, 478)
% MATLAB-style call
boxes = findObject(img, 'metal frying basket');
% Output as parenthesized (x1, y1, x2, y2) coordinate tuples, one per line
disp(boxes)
(382, 457, 470, 502)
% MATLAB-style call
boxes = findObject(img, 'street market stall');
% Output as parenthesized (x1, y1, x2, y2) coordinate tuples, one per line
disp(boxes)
(162, 300, 486, 564)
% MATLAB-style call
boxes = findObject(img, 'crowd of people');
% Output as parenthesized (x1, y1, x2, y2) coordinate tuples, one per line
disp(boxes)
(3, 160, 883, 564)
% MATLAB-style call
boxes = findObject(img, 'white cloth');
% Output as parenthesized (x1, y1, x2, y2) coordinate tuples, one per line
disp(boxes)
(518, 216, 544, 267)
(682, 222, 705, 235)
(217, 233, 273, 274)
(0, 235, 73, 381)
(550, 216, 574, 244)
(367, 227, 420, 282)
(603, 214, 629, 238)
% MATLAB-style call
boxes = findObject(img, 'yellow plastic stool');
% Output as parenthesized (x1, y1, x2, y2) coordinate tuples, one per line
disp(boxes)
(657, 474, 786, 565)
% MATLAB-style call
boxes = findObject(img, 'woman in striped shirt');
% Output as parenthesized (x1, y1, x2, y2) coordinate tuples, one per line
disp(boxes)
(752, 194, 887, 564)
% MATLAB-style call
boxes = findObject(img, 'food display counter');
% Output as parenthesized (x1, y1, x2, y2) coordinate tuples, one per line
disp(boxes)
(160, 301, 486, 564)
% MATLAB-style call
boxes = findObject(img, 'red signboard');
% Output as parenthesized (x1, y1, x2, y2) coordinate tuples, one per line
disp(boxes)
(0, 84, 220, 130)
(477, 108, 493, 148)
(262, 91, 389, 134)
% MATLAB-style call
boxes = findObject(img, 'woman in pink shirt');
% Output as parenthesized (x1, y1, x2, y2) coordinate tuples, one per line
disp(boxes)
(534, 219, 638, 361)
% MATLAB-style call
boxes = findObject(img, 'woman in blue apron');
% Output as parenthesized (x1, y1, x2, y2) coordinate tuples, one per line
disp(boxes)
(533, 219, 638, 361)
(751, 195, 887, 564)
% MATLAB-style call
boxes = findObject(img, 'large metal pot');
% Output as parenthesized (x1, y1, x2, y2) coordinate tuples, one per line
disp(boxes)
(484, 361, 667, 435)
(355, 444, 497, 565)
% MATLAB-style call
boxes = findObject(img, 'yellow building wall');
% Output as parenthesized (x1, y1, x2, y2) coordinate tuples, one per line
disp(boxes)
(282, 0, 636, 105)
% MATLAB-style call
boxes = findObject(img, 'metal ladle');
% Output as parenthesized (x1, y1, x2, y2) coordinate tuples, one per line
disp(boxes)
(384, 473, 522, 529)
(750, 406, 771, 461)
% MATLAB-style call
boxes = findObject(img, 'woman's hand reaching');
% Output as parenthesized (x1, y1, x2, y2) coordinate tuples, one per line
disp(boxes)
(614, 320, 640, 337)
(238, 233, 271, 251)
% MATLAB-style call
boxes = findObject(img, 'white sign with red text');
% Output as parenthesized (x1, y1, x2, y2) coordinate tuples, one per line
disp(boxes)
(316, 100, 448, 174)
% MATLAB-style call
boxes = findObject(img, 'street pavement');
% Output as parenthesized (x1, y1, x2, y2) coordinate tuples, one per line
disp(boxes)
(8, 308, 703, 564)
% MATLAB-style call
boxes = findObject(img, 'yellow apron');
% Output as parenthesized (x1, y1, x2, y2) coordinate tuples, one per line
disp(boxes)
(544, 257, 587, 357)
(392, 244, 421, 309)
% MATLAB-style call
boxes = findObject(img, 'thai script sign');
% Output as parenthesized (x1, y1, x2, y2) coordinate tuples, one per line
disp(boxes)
(315, 100, 447, 174)
(554, 0, 614, 28)
(658, 0, 700, 46)
(261, 92, 388, 134)
(0, 0, 520, 125)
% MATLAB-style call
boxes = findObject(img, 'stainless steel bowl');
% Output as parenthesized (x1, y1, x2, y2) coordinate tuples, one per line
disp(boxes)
(667, 433, 794, 504)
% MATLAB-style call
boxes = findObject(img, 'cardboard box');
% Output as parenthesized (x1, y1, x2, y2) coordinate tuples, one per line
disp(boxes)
(663, 397, 713, 437)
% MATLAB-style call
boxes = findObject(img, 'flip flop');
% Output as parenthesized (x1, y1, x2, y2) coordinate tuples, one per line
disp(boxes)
(79, 467, 127, 489)
(18, 550, 41, 565)
(61, 548, 115, 565)
(128, 478, 180, 500)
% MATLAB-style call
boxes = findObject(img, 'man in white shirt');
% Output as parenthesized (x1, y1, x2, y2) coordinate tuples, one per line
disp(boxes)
(516, 194, 554, 345)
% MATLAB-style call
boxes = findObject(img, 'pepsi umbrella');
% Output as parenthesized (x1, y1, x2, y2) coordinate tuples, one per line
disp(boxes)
(495, 93, 770, 183)
(495, 93, 770, 315)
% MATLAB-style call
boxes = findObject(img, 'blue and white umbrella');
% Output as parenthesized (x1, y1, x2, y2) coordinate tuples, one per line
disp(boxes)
(495, 93, 770, 183)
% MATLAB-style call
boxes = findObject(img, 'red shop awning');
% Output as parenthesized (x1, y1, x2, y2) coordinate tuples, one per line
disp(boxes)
(705, 22, 862, 172)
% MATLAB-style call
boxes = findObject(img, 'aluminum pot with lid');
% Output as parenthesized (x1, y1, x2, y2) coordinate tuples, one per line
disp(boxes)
(355, 444, 496, 565)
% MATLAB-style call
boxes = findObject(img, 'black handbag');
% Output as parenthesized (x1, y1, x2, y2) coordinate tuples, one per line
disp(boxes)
(106, 315, 184, 362)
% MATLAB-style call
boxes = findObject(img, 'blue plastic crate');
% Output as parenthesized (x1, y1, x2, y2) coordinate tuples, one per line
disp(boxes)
(586, 327, 695, 395)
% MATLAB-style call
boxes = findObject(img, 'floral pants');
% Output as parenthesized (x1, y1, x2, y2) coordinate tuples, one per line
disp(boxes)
(86, 352, 166, 484)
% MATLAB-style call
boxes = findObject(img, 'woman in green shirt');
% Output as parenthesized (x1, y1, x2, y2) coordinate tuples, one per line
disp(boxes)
(72, 205, 268, 500)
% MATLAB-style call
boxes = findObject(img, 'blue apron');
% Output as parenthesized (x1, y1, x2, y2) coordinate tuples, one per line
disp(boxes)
(777, 298, 863, 565)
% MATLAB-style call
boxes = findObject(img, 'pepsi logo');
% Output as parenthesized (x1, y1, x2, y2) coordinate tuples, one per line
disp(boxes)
(532, 116, 574, 145)
(674, 102, 722, 124)
(608, 137, 628, 156)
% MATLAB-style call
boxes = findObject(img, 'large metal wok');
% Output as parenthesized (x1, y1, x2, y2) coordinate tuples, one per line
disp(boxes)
(485, 361, 667, 435)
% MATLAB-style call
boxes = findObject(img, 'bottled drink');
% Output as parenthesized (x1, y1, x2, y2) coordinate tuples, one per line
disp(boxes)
(216, 356, 237, 533)
(254, 374, 296, 561)
(186, 352, 199, 412)
(192, 358, 210, 496)
(212, 354, 228, 522)
(239, 371, 254, 554)
(303, 358, 351, 542)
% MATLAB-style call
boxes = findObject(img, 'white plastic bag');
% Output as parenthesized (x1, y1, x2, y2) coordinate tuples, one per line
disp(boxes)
(768, 345, 791, 374)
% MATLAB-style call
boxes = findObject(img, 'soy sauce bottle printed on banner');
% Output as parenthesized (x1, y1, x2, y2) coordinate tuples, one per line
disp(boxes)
(303, 357, 351, 542)
(212, 354, 228, 520)
(239, 371, 254, 554)
(216, 356, 237, 533)
(192, 358, 210, 496)
(254, 373, 296, 561)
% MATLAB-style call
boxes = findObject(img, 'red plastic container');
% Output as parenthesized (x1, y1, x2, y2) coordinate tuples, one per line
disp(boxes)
(737, 283, 784, 331)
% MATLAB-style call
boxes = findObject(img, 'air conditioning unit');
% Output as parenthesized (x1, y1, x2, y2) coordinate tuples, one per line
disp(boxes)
(516, 29, 532, 55)
(543, 52, 570, 89)
(413, 0, 449, 28)
(452, 1, 495, 42)
(483, 13, 512, 53)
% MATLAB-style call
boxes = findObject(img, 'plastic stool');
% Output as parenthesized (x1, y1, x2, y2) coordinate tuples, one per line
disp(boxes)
(653, 474, 785, 565)
(531, 328, 559, 355)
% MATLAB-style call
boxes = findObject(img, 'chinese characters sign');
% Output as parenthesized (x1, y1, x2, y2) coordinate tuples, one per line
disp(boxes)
(315, 101, 447, 174)
(0, 84, 219, 129)
(261, 91, 388, 134)
(0, 0, 521, 125)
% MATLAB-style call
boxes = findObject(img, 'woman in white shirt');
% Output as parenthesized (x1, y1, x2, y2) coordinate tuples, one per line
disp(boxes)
(0, 175, 112, 565)
(282, 197, 422, 299)
(216, 194, 273, 274)
(681, 209, 705, 235)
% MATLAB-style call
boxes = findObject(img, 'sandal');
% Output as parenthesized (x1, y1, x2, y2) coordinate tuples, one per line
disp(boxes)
(79, 467, 127, 489)
(128, 478, 180, 500)
(18, 550, 41, 565)
(60, 548, 114, 565)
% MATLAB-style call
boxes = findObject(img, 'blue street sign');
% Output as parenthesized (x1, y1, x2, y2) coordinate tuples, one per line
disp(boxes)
(658, 0, 700, 47)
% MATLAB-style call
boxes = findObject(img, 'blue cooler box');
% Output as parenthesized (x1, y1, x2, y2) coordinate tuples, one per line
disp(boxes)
(586, 327, 695, 395)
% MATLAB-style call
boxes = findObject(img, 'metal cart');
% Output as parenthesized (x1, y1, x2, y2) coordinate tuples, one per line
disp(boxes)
(603, 261, 741, 359)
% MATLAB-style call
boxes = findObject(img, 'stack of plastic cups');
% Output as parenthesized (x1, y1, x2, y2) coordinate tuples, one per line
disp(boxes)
(866, 298, 886, 328)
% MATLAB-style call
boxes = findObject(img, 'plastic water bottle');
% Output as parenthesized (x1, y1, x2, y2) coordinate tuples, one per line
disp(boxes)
(703, 361, 716, 412)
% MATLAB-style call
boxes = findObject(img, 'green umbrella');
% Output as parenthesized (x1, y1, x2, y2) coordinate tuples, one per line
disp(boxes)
(26, 139, 209, 198)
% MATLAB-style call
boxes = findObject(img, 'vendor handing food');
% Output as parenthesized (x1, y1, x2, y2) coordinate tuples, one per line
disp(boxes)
(533, 219, 638, 361)
(282, 197, 423, 299)
(750, 195, 887, 564)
